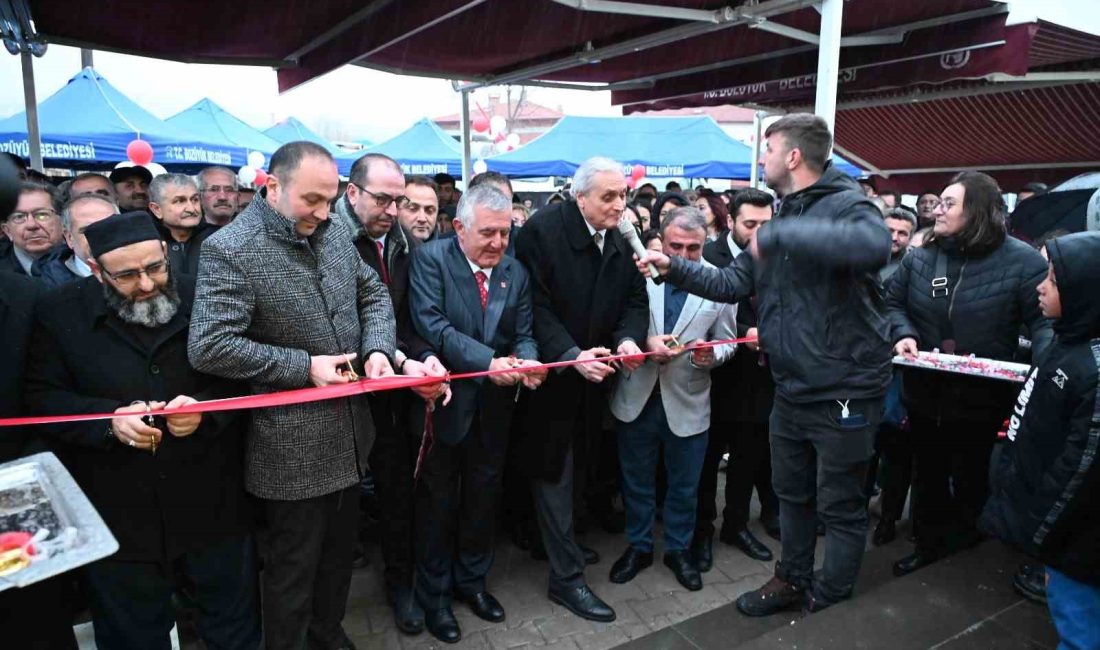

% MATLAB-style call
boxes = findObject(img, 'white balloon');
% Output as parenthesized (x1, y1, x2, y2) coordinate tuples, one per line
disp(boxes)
(489, 115, 507, 136)
(247, 151, 265, 169)
(113, 161, 134, 169)
(506, 133, 521, 148)
(473, 159, 488, 174)
(238, 166, 258, 185)
(494, 140, 510, 154)
(477, 142, 495, 158)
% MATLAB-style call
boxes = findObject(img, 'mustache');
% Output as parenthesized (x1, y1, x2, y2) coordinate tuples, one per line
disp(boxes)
(212, 200, 233, 207)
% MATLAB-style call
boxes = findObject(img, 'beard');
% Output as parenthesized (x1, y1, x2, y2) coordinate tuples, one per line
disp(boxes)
(103, 272, 181, 328)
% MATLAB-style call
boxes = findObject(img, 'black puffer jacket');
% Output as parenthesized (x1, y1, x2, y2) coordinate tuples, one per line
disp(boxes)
(886, 234, 1053, 422)
(668, 163, 892, 403)
(980, 232, 1100, 585)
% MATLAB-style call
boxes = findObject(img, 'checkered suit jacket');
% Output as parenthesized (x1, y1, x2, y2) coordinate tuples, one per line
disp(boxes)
(188, 193, 396, 500)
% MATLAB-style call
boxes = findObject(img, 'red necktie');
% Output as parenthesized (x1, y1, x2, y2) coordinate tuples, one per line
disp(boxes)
(475, 271, 488, 311)
(376, 240, 390, 285)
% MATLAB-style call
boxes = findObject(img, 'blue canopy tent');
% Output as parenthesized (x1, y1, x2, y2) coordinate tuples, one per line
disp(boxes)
(263, 116, 358, 176)
(486, 115, 861, 180)
(0, 68, 236, 170)
(167, 98, 282, 166)
(364, 118, 462, 177)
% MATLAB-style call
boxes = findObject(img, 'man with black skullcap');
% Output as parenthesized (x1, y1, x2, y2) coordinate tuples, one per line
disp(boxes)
(23, 211, 260, 649)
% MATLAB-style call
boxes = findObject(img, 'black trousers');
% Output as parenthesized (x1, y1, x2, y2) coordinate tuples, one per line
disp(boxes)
(0, 575, 78, 649)
(770, 394, 881, 605)
(414, 416, 506, 609)
(866, 423, 913, 522)
(367, 392, 419, 592)
(259, 485, 358, 650)
(696, 419, 777, 537)
(83, 535, 260, 650)
(909, 414, 1000, 554)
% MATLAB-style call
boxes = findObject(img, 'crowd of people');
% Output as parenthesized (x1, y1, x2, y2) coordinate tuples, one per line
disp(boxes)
(0, 112, 1097, 650)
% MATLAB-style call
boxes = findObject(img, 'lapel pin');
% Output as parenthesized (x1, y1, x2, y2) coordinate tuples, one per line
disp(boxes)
(500, 281, 506, 288)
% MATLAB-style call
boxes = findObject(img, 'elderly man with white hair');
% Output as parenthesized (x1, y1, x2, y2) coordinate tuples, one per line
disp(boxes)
(512, 156, 649, 622)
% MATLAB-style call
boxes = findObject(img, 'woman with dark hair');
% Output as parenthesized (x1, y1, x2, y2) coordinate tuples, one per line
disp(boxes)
(885, 171, 1054, 576)
(650, 191, 689, 230)
(623, 203, 643, 231)
(695, 194, 729, 241)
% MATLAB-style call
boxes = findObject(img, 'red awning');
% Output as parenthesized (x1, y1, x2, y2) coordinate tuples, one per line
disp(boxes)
(23, 0, 1003, 92)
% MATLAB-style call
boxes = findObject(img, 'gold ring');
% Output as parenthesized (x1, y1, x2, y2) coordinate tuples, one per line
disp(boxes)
(128, 439, 136, 447)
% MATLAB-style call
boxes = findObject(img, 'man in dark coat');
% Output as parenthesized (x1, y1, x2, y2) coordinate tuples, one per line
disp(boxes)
(335, 152, 447, 635)
(513, 157, 648, 622)
(23, 212, 259, 649)
(148, 173, 220, 278)
(694, 188, 779, 570)
(638, 114, 892, 615)
(0, 271, 80, 650)
(407, 184, 543, 643)
(981, 232, 1100, 650)
(34, 194, 118, 288)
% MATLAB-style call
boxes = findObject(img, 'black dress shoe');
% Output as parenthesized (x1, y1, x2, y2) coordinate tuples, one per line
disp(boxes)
(609, 548, 653, 583)
(721, 528, 773, 562)
(1014, 564, 1047, 605)
(548, 583, 616, 622)
(664, 550, 702, 591)
(580, 543, 600, 565)
(390, 586, 424, 635)
(457, 591, 505, 623)
(690, 534, 713, 573)
(892, 550, 942, 577)
(424, 607, 461, 644)
(873, 519, 897, 546)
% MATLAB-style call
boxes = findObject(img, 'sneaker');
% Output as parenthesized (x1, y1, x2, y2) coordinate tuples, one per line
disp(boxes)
(735, 576, 805, 617)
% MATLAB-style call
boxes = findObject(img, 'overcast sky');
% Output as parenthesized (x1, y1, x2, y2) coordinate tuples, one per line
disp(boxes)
(0, 0, 1094, 143)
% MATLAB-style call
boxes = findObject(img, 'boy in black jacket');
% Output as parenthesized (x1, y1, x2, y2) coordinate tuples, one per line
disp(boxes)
(981, 231, 1100, 650)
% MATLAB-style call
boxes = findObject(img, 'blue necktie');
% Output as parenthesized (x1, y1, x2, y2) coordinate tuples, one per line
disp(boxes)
(664, 284, 687, 335)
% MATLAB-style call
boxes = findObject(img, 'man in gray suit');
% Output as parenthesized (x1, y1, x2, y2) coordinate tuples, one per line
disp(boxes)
(609, 207, 738, 592)
(189, 141, 397, 650)
(407, 184, 545, 643)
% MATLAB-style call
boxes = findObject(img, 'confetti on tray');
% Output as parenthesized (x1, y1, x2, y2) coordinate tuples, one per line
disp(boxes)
(892, 351, 1030, 383)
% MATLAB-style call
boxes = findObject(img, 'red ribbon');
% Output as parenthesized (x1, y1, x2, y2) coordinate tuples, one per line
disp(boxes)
(0, 336, 757, 428)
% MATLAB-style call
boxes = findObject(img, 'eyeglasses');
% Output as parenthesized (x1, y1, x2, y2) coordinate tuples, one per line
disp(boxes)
(6, 209, 58, 225)
(202, 185, 238, 195)
(103, 258, 170, 286)
(400, 200, 437, 216)
(930, 198, 960, 212)
(351, 182, 407, 209)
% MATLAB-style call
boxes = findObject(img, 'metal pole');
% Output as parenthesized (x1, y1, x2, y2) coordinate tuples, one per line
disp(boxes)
(814, 0, 843, 134)
(21, 50, 43, 172)
(460, 89, 472, 183)
(750, 111, 765, 189)
(80, 48, 94, 69)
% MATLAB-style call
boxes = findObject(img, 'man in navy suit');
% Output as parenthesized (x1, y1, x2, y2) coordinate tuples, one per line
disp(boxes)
(408, 184, 546, 644)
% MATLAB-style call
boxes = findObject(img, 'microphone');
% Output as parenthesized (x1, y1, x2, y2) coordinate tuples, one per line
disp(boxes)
(617, 219, 662, 283)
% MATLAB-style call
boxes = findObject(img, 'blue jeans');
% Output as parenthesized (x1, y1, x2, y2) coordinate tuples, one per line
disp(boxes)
(616, 390, 709, 553)
(1047, 567, 1100, 650)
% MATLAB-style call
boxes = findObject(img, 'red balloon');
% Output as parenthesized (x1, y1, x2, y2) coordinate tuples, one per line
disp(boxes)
(126, 139, 154, 166)
(472, 116, 490, 133)
(631, 164, 646, 181)
(494, 132, 506, 143)
(253, 169, 268, 186)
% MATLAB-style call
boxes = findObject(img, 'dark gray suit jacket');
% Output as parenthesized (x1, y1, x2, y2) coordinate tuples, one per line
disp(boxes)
(408, 237, 537, 449)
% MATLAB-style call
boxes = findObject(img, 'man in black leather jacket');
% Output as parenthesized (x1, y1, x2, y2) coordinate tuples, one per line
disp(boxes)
(638, 114, 891, 615)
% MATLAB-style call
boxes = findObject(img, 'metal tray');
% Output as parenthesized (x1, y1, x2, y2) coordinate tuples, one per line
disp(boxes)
(0, 452, 118, 592)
